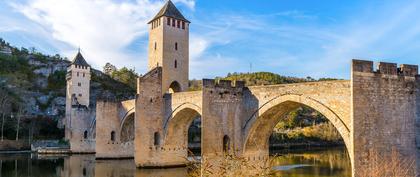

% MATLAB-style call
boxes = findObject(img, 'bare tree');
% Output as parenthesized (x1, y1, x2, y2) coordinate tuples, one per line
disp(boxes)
(15, 105, 24, 141)
(0, 90, 10, 141)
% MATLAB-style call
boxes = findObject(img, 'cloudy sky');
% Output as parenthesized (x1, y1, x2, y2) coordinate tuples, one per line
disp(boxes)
(1, 0, 420, 79)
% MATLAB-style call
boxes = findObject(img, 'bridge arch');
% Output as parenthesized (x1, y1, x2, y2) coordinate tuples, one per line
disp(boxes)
(243, 94, 350, 158)
(120, 112, 135, 143)
(164, 103, 202, 148)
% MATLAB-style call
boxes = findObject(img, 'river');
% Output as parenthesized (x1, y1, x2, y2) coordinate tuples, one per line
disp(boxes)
(0, 147, 350, 177)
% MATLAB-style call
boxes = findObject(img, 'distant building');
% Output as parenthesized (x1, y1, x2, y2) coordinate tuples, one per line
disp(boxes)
(0, 46, 12, 56)
(103, 62, 117, 75)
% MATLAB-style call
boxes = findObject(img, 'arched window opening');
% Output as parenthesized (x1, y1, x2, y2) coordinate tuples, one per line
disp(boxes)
(182, 21, 185, 29)
(223, 135, 230, 153)
(83, 131, 88, 139)
(111, 131, 116, 142)
(177, 20, 180, 28)
(154, 132, 160, 146)
(175, 42, 178, 50)
(167, 17, 171, 25)
(154, 42, 157, 50)
(172, 18, 176, 27)
(174, 60, 178, 68)
(168, 81, 181, 93)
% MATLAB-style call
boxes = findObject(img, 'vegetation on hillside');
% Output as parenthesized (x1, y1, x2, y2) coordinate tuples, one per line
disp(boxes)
(110, 67, 138, 90)
(91, 69, 136, 100)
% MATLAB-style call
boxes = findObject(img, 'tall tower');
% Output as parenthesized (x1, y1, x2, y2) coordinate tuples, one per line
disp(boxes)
(65, 50, 91, 138)
(148, 0, 190, 93)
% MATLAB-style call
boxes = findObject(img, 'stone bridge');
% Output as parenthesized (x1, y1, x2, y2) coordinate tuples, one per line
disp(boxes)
(94, 60, 418, 176)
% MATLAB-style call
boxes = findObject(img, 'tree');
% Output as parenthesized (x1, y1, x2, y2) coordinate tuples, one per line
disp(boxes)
(111, 67, 138, 90)
(15, 105, 24, 141)
(0, 87, 11, 141)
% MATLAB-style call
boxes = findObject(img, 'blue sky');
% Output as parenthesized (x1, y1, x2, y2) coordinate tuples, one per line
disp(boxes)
(1, 0, 420, 79)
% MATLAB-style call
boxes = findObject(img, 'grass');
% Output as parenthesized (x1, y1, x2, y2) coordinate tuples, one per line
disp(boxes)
(187, 152, 275, 177)
(357, 148, 416, 177)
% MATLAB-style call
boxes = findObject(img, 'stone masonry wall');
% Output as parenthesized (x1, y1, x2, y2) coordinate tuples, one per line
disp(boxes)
(68, 107, 95, 153)
(96, 100, 134, 159)
(351, 59, 419, 176)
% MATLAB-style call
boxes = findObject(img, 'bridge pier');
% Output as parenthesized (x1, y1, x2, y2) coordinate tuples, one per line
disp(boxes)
(135, 67, 192, 168)
(200, 79, 248, 173)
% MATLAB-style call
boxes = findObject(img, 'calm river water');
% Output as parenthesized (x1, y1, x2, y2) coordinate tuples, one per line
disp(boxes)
(0, 147, 350, 177)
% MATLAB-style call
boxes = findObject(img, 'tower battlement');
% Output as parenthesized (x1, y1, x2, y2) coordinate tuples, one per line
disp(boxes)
(203, 79, 246, 89)
(352, 59, 419, 78)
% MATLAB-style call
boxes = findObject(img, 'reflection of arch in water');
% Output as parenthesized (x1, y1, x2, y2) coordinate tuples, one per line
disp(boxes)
(135, 167, 188, 177)
(168, 81, 181, 93)
(120, 113, 135, 143)
(243, 94, 350, 159)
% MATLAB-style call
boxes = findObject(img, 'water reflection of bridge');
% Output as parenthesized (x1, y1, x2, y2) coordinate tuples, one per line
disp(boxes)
(0, 149, 355, 177)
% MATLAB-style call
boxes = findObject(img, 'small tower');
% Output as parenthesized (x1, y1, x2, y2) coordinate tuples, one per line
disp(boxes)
(65, 50, 91, 138)
(148, 0, 190, 93)
(66, 50, 91, 107)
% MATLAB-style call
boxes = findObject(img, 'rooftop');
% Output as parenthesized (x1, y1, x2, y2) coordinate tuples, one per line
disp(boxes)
(72, 51, 90, 67)
(149, 0, 190, 23)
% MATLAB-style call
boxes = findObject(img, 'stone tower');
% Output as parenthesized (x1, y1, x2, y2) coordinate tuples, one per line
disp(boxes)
(65, 50, 91, 139)
(147, 0, 190, 93)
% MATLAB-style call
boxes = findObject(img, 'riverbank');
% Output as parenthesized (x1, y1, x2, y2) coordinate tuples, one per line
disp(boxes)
(0, 140, 30, 152)
(269, 141, 344, 152)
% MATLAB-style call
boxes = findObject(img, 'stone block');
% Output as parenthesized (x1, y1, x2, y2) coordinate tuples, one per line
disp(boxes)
(352, 59, 373, 73)
(377, 62, 398, 75)
(399, 64, 418, 77)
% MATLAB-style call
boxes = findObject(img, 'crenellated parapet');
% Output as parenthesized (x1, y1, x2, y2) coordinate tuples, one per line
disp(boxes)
(203, 79, 245, 89)
(352, 59, 419, 78)
(202, 79, 246, 102)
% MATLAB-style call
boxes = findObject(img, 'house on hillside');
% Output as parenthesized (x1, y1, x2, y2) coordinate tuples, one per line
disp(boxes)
(0, 46, 12, 56)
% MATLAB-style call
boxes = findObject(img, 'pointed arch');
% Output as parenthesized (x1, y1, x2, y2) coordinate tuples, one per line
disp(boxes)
(243, 94, 350, 158)
(164, 103, 202, 148)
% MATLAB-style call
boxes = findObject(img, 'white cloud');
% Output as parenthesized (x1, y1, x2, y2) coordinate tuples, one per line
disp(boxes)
(189, 35, 209, 60)
(10, 0, 195, 73)
(172, 0, 195, 10)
